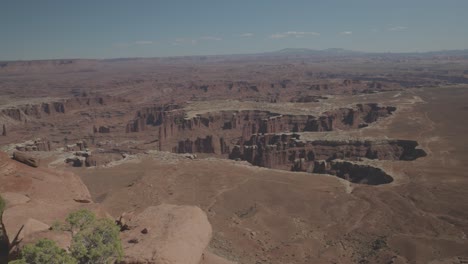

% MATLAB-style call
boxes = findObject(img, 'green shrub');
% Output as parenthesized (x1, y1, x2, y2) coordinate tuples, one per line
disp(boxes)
(10, 209, 123, 264)
(50, 220, 65, 232)
(10, 239, 77, 264)
(7, 259, 26, 264)
(70, 218, 123, 264)
(65, 209, 96, 234)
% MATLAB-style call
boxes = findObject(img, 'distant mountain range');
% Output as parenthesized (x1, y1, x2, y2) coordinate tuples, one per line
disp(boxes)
(274, 48, 363, 55)
(2, 48, 468, 64)
(268, 48, 468, 57)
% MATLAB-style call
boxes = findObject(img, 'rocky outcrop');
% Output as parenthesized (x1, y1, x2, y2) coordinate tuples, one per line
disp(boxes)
(126, 103, 396, 155)
(0, 95, 127, 122)
(1, 102, 66, 121)
(0, 151, 94, 250)
(84, 152, 124, 167)
(15, 139, 51, 152)
(64, 150, 123, 167)
(12, 151, 39, 167)
(0, 193, 31, 206)
(229, 134, 426, 171)
(66, 157, 86, 167)
(126, 104, 183, 133)
(15, 218, 50, 243)
(120, 204, 212, 264)
(1, 151, 220, 263)
(94, 125, 111, 133)
(1, 108, 23, 121)
(175, 136, 229, 154)
(66, 141, 88, 151)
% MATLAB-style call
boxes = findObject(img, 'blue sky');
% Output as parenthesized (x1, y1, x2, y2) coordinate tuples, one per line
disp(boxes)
(1, 0, 468, 60)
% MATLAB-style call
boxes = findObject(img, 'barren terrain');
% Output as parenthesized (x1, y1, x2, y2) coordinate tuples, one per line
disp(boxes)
(1, 51, 468, 263)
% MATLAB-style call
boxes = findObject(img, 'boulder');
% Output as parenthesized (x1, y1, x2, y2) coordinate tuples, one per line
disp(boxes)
(120, 204, 212, 264)
(12, 151, 39, 167)
(182, 153, 198, 160)
(15, 139, 51, 152)
(85, 152, 123, 167)
(15, 218, 50, 243)
(0, 192, 30, 206)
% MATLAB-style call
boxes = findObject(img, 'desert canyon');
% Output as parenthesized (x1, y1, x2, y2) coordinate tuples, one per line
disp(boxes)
(1, 50, 468, 263)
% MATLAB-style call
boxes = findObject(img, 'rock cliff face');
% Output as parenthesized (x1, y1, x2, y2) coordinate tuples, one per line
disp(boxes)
(66, 141, 88, 152)
(121, 103, 416, 185)
(94, 126, 111, 133)
(175, 136, 229, 154)
(15, 139, 51, 152)
(66, 150, 125, 167)
(84, 152, 124, 167)
(230, 134, 427, 170)
(227, 133, 426, 184)
(126, 103, 396, 155)
(125, 104, 183, 133)
(0, 95, 127, 122)
(1, 102, 64, 121)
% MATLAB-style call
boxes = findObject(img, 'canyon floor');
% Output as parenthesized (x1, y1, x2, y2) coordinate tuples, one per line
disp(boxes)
(74, 87, 468, 264)
(1, 55, 468, 263)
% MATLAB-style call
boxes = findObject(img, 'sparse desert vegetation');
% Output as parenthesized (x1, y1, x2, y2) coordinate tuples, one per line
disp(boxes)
(10, 209, 122, 264)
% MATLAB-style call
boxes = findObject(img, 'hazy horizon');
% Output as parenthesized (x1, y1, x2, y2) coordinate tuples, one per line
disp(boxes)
(2, 0, 468, 60)
(4, 47, 468, 62)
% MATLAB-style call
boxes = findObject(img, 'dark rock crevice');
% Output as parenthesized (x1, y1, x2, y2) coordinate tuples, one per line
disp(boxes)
(311, 160, 393, 185)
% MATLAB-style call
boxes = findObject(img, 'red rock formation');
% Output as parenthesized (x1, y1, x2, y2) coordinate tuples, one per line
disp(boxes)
(175, 136, 229, 154)
(94, 125, 111, 133)
(126, 104, 183, 133)
(12, 151, 40, 167)
(66, 141, 88, 151)
(120, 204, 212, 264)
(125, 103, 397, 156)
(1, 108, 22, 121)
(85, 152, 124, 167)
(16, 139, 51, 152)
(0, 95, 127, 123)
(230, 134, 426, 171)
